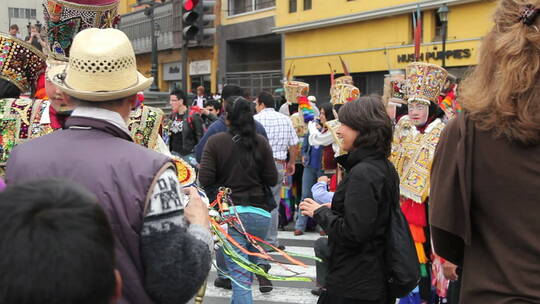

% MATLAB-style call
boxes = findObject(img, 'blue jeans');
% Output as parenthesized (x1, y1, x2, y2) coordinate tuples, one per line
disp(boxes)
(295, 166, 322, 232)
(265, 161, 285, 246)
(224, 212, 270, 304)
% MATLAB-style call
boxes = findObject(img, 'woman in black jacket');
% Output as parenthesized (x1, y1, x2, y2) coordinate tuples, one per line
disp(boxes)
(300, 96, 397, 304)
(199, 96, 278, 303)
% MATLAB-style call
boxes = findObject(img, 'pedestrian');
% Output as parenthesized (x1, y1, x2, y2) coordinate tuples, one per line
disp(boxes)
(254, 91, 299, 251)
(25, 25, 46, 52)
(199, 96, 278, 303)
(194, 85, 268, 163)
(194, 85, 207, 108)
(195, 85, 268, 291)
(5, 28, 212, 304)
(167, 88, 204, 167)
(430, 1, 540, 303)
(0, 179, 121, 304)
(294, 102, 337, 236)
(201, 99, 220, 129)
(8, 24, 19, 38)
(300, 96, 396, 304)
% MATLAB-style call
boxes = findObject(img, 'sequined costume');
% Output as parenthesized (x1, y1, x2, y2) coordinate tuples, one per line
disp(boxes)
(389, 62, 448, 304)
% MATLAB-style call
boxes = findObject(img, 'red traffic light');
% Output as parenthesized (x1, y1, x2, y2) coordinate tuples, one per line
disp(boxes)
(183, 0, 199, 10)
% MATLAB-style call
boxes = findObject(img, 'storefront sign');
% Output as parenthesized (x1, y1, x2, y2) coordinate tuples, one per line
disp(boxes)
(190, 60, 211, 75)
(397, 49, 472, 63)
(163, 61, 182, 81)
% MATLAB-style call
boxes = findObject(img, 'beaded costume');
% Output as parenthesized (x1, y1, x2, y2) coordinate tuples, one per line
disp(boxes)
(390, 62, 448, 304)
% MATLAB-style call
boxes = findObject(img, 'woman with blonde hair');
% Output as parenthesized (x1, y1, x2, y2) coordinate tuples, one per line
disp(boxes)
(430, 1, 540, 303)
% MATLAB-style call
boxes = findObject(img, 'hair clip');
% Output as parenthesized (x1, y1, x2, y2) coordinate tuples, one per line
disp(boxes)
(521, 5, 539, 26)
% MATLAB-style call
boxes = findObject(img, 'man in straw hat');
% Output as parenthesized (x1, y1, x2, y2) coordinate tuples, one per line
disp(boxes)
(5, 28, 212, 304)
(0, 0, 197, 185)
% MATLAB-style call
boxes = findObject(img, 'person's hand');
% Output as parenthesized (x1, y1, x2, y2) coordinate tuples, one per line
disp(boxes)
(299, 198, 325, 218)
(286, 162, 296, 176)
(321, 203, 331, 208)
(183, 187, 209, 227)
(200, 107, 209, 116)
(318, 175, 329, 184)
(442, 261, 459, 281)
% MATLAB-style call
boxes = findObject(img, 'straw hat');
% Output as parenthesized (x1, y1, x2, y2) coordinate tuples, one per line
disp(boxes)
(48, 28, 152, 102)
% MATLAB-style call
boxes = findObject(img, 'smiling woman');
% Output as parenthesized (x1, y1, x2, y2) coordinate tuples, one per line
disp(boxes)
(300, 96, 397, 304)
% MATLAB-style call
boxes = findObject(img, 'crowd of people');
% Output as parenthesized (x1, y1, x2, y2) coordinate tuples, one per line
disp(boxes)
(1, 0, 540, 304)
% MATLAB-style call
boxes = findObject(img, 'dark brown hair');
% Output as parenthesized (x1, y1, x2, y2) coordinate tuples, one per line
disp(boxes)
(460, 0, 540, 146)
(339, 95, 393, 157)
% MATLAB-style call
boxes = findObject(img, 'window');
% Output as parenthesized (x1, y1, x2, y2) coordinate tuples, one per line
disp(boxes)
(229, 0, 275, 16)
(434, 11, 444, 41)
(303, 0, 311, 10)
(289, 0, 297, 13)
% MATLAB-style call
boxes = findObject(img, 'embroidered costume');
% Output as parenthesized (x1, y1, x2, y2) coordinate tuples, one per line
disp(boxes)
(390, 62, 448, 304)
(0, 0, 196, 185)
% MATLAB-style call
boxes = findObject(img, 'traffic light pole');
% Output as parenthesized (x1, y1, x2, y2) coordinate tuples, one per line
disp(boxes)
(143, 2, 159, 92)
(181, 39, 188, 92)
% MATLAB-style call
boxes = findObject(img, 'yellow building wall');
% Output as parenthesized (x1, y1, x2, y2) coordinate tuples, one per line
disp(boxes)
(221, 0, 276, 25)
(118, 0, 138, 15)
(283, 1, 497, 76)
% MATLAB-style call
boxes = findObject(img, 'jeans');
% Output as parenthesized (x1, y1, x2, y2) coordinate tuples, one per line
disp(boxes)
(216, 247, 227, 279)
(224, 212, 271, 304)
(265, 161, 285, 247)
(295, 166, 323, 232)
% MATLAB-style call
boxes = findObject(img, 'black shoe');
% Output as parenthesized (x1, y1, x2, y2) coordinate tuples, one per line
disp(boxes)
(311, 288, 324, 296)
(256, 264, 273, 293)
(214, 277, 232, 290)
(278, 244, 286, 250)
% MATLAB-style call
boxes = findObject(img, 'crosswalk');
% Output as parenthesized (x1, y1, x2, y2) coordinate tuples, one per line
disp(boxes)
(196, 231, 322, 304)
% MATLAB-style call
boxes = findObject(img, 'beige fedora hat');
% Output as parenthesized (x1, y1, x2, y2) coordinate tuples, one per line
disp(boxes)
(48, 28, 153, 102)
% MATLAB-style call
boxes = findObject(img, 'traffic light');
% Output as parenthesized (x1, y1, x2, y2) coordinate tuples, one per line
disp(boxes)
(182, 0, 200, 41)
(196, 0, 216, 43)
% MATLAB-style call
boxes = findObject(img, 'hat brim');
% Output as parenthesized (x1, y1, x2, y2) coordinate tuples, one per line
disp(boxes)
(47, 63, 153, 102)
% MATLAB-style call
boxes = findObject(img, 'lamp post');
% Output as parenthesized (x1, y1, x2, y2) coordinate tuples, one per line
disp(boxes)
(437, 4, 449, 68)
(144, 3, 160, 91)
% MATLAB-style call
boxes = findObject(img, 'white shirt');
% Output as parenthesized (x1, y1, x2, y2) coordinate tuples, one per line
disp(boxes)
(254, 108, 299, 160)
(195, 95, 205, 108)
(71, 106, 131, 136)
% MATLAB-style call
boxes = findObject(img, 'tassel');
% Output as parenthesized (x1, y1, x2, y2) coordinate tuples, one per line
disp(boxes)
(415, 242, 428, 264)
(409, 224, 426, 243)
(298, 95, 315, 123)
(400, 198, 427, 227)
(420, 263, 428, 277)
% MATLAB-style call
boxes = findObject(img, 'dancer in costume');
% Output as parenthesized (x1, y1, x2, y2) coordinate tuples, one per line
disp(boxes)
(390, 62, 448, 304)
(0, 0, 196, 184)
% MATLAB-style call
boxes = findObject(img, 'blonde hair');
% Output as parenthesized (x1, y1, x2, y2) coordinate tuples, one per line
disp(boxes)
(460, 0, 540, 146)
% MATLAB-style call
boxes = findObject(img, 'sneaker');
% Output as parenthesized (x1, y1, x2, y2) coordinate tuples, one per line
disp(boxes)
(214, 277, 232, 290)
(256, 264, 273, 293)
(294, 230, 304, 236)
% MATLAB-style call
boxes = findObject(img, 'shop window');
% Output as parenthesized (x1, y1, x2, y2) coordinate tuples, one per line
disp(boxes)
(229, 0, 275, 15)
(289, 0, 297, 13)
(303, 0, 311, 10)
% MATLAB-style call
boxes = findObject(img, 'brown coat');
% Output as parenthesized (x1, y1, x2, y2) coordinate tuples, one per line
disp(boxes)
(430, 113, 540, 304)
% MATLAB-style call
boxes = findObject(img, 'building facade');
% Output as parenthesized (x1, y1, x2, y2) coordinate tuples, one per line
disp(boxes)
(118, 0, 218, 94)
(273, 0, 497, 101)
(219, 0, 282, 98)
(2, 0, 43, 39)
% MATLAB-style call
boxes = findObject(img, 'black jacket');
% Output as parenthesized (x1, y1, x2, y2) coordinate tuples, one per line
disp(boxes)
(168, 111, 204, 156)
(314, 146, 397, 300)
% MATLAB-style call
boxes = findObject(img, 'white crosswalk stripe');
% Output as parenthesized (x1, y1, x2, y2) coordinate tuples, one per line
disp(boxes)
(195, 231, 323, 304)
